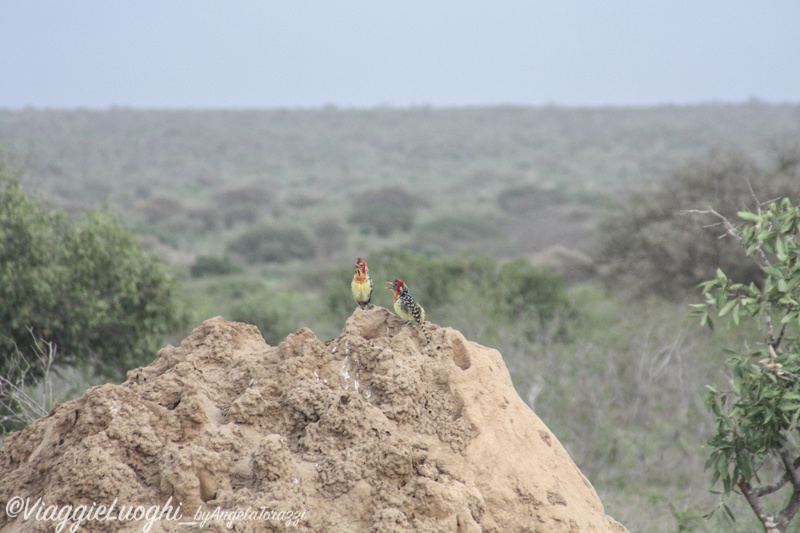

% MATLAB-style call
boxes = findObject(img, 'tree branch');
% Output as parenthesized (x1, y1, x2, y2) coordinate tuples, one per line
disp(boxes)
(747, 179, 763, 217)
(770, 309, 791, 350)
(681, 207, 773, 268)
(740, 478, 779, 532)
(752, 455, 800, 497)
(681, 208, 740, 240)
(778, 450, 800, 530)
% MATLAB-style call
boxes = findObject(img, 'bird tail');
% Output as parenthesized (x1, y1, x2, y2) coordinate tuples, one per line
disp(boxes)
(420, 322, 431, 344)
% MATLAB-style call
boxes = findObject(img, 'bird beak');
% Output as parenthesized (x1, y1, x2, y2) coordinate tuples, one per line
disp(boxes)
(385, 282, 394, 289)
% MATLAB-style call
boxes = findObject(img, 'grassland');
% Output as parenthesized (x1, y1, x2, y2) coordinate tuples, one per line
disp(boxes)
(2, 103, 800, 531)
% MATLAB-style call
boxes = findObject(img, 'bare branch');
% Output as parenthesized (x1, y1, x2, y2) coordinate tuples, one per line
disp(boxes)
(747, 179, 763, 216)
(0, 330, 58, 427)
(683, 206, 777, 270)
(681, 208, 740, 241)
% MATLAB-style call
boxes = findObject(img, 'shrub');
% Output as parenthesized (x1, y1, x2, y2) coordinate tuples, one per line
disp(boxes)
(498, 258, 568, 321)
(200, 279, 302, 346)
(227, 225, 316, 263)
(190, 255, 242, 277)
(314, 217, 348, 257)
(323, 251, 570, 340)
(135, 196, 184, 224)
(497, 184, 567, 214)
(214, 182, 274, 207)
(1, 331, 57, 433)
(348, 186, 429, 236)
(228, 293, 287, 346)
(347, 206, 413, 237)
(412, 214, 501, 253)
(0, 174, 186, 381)
(222, 205, 259, 229)
(351, 186, 430, 210)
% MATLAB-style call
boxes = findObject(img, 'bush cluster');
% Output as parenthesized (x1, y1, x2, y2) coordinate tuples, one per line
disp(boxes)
(0, 175, 186, 381)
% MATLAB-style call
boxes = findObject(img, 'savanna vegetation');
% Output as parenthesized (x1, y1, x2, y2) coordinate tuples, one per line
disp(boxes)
(2, 103, 800, 531)
(0, 171, 186, 430)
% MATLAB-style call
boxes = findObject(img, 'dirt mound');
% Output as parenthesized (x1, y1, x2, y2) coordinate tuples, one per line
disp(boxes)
(0, 308, 626, 532)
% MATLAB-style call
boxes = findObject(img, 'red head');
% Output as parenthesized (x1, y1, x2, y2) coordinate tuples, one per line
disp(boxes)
(386, 278, 406, 299)
(355, 258, 368, 275)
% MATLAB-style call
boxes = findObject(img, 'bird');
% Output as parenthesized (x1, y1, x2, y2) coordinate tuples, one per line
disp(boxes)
(351, 258, 374, 309)
(387, 278, 430, 343)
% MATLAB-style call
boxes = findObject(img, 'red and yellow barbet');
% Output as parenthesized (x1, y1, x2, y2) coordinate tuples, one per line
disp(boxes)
(351, 258, 373, 309)
(387, 278, 430, 343)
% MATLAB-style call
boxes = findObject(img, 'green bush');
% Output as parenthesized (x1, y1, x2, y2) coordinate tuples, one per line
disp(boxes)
(196, 278, 302, 346)
(324, 251, 570, 340)
(228, 293, 287, 346)
(498, 258, 568, 321)
(190, 255, 242, 277)
(227, 225, 316, 263)
(0, 175, 186, 381)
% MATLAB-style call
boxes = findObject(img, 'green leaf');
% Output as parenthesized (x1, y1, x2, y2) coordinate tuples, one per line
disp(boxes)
(722, 503, 736, 522)
(716, 288, 729, 310)
(776, 237, 786, 258)
(737, 211, 760, 223)
(719, 299, 737, 317)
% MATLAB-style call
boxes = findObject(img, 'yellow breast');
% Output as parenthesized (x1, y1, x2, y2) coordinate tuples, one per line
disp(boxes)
(352, 279, 372, 303)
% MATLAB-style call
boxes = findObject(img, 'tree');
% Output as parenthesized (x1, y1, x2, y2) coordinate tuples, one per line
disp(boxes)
(690, 198, 800, 532)
(0, 174, 186, 382)
(600, 147, 800, 298)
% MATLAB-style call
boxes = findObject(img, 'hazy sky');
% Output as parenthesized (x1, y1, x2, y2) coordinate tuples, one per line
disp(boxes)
(2, 1, 799, 109)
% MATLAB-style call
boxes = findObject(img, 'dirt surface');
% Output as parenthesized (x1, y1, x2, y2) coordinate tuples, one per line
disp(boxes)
(0, 308, 627, 532)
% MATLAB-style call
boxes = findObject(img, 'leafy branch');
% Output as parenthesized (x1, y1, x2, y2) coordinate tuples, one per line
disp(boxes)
(691, 198, 800, 532)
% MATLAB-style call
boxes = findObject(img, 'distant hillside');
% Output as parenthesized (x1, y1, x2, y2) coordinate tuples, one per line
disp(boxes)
(1, 103, 798, 265)
(2, 104, 798, 203)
